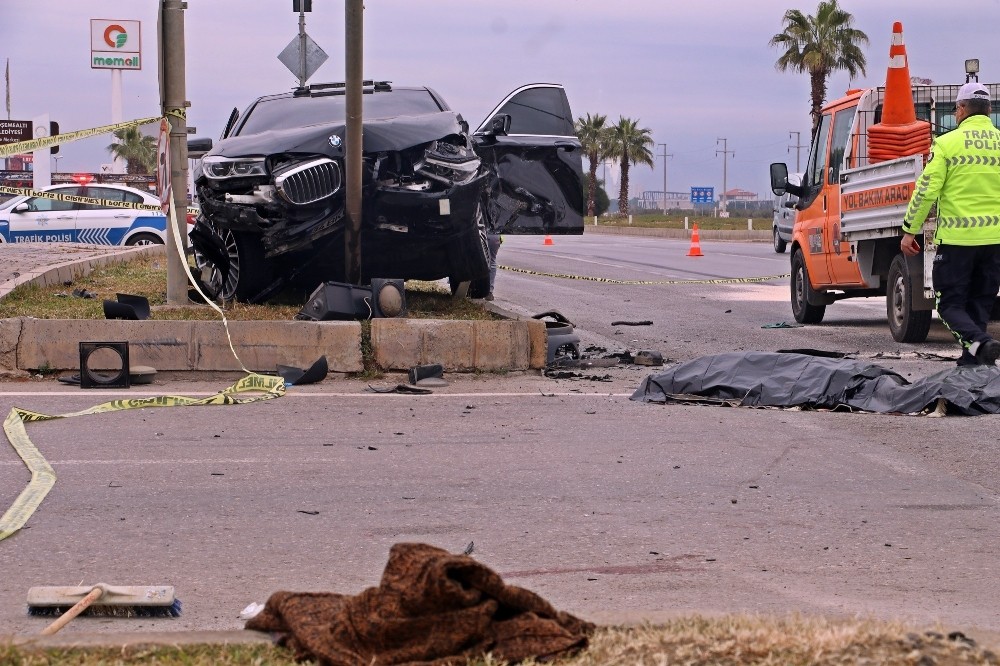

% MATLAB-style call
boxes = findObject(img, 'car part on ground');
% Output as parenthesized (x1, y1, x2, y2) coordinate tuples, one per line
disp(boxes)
(533, 310, 581, 365)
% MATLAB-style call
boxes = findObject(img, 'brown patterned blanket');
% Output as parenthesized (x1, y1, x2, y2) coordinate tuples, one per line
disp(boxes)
(246, 542, 594, 665)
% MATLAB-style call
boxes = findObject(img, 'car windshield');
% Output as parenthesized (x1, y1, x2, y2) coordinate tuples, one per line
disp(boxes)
(236, 89, 444, 136)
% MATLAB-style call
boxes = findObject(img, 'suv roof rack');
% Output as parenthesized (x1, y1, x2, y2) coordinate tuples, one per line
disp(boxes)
(292, 80, 392, 97)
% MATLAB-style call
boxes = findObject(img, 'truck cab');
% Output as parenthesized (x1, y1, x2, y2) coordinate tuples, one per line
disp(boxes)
(771, 81, 1000, 342)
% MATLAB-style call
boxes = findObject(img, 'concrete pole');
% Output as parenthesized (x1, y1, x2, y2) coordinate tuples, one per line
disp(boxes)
(658, 142, 672, 215)
(160, 0, 190, 305)
(716, 137, 734, 216)
(344, 0, 363, 284)
(788, 131, 803, 172)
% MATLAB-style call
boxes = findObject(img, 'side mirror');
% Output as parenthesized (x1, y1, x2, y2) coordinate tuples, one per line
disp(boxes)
(188, 137, 213, 159)
(12, 202, 29, 214)
(770, 162, 789, 196)
(489, 114, 511, 137)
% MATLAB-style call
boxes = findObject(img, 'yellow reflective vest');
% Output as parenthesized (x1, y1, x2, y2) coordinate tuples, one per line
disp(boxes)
(902, 114, 1000, 245)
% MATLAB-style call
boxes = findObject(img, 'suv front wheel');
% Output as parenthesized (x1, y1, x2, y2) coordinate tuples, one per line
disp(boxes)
(194, 225, 273, 302)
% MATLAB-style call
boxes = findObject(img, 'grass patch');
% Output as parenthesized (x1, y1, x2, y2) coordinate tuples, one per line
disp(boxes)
(0, 257, 499, 323)
(3, 616, 997, 665)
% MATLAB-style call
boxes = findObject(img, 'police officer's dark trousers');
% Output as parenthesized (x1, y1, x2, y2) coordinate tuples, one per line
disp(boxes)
(932, 243, 1000, 359)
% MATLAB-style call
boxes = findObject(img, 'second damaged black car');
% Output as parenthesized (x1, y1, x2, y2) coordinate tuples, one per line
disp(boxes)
(189, 81, 584, 302)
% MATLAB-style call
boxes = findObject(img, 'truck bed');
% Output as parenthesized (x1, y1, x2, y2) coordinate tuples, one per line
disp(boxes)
(839, 154, 922, 241)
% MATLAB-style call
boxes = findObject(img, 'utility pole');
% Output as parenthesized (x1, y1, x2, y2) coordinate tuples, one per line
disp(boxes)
(344, 0, 363, 284)
(658, 142, 673, 214)
(160, 0, 190, 305)
(788, 131, 805, 172)
(716, 138, 734, 215)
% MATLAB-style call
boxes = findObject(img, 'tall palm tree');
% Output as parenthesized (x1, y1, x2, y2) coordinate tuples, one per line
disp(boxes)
(769, 0, 868, 131)
(574, 113, 610, 217)
(607, 117, 654, 216)
(106, 126, 157, 174)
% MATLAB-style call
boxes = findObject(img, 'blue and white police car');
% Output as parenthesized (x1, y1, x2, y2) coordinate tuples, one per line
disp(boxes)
(0, 183, 167, 246)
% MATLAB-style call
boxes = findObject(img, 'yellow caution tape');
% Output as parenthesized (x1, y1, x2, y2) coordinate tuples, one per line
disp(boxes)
(0, 111, 271, 541)
(499, 265, 791, 286)
(0, 116, 162, 158)
(0, 373, 285, 542)
(0, 185, 164, 212)
(0, 184, 200, 218)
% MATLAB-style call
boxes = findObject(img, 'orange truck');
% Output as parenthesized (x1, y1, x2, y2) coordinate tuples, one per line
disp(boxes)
(769, 22, 996, 342)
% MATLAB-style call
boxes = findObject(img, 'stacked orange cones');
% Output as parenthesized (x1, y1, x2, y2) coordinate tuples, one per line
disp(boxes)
(867, 22, 931, 163)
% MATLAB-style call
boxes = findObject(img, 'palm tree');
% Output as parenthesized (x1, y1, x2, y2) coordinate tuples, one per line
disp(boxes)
(106, 126, 157, 174)
(769, 0, 868, 132)
(607, 117, 654, 216)
(574, 113, 610, 217)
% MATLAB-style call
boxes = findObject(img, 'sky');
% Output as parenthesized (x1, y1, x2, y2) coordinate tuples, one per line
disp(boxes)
(3, 0, 1000, 201)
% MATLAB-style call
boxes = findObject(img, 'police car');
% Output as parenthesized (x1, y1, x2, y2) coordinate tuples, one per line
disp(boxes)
(0, 183, 167, 245)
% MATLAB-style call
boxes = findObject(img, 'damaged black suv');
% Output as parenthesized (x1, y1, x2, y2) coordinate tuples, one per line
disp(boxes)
(189, 81, 584, 302)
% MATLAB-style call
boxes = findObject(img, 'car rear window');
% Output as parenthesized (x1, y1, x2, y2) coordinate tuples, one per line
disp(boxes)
(236, 89, 445, 136)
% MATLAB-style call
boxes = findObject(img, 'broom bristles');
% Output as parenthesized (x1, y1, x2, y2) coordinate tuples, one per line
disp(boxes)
(27, 598, 182, 617)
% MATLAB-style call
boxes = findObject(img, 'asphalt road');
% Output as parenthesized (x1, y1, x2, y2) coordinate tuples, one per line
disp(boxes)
(1, 234, 999, 643)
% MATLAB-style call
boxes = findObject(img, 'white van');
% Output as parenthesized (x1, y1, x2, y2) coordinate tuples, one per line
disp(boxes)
(771, 172, 801, 253)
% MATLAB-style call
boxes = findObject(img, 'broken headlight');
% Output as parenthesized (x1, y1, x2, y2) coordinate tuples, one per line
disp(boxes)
(202, 156, 268, 180)
(415, 141, 481, 186)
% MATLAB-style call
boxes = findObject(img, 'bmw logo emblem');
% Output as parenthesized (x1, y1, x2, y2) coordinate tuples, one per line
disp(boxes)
(329, 135, 343, 148)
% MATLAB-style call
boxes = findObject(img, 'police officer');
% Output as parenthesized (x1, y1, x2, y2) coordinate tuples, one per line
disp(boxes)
(901, 82, 1000, 366)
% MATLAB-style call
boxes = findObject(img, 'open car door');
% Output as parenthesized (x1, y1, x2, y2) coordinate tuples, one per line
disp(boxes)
(473, 84, 584, 235)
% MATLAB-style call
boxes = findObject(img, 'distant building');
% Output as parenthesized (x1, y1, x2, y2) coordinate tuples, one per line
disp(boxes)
(636, 190, 693, 211)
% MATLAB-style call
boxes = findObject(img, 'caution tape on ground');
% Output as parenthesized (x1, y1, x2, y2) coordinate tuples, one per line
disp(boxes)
(0, 111, 270, 542)
(499, 265, 791, 286)
(0, 373, 285, 542)
(0, 116, 162, 159)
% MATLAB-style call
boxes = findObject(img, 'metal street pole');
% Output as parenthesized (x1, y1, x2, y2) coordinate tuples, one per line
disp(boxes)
(716, 138, 734, 216)
(658, 142, 673, 215)
(298, 7, 306, 88)
(160, 0, 190, 305)
(345, 0, 363, 284)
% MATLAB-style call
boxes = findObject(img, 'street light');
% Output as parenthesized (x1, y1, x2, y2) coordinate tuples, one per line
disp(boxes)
(52, 155, 63, 173)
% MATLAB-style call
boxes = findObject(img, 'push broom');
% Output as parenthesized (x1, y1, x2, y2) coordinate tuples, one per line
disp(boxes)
(27, 584, 182, 635)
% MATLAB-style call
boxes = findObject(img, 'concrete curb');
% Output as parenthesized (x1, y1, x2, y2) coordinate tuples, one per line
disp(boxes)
(0, 316, 548, 375)
(0, 242, 558, 375)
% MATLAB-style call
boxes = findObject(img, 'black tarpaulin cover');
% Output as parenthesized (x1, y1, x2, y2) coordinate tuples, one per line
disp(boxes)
(630, 352, 1000, 415)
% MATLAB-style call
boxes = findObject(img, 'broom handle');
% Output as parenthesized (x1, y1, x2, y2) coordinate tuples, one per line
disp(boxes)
(40, 586, 104, 636)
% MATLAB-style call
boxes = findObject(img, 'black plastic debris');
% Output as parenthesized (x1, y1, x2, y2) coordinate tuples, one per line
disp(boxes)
(631, 351, 1000, 415)
(367, 384, 433, 395)
(277, 356, 329, 386)
(409, 363, 443, 385)
(72, 288, 97, 299)
(532, 311, 580, 364)
(103, 293, 151, 320)
(611, 320, 652, 326)
(761, 321, 803, 328)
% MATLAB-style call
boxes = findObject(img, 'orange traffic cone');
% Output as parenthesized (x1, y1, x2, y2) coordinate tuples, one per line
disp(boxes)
(867, 22, 931, 163)
(880, 22, 916, 125)
(687, 224, 703, 257)
(543, 234, 554, 246)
